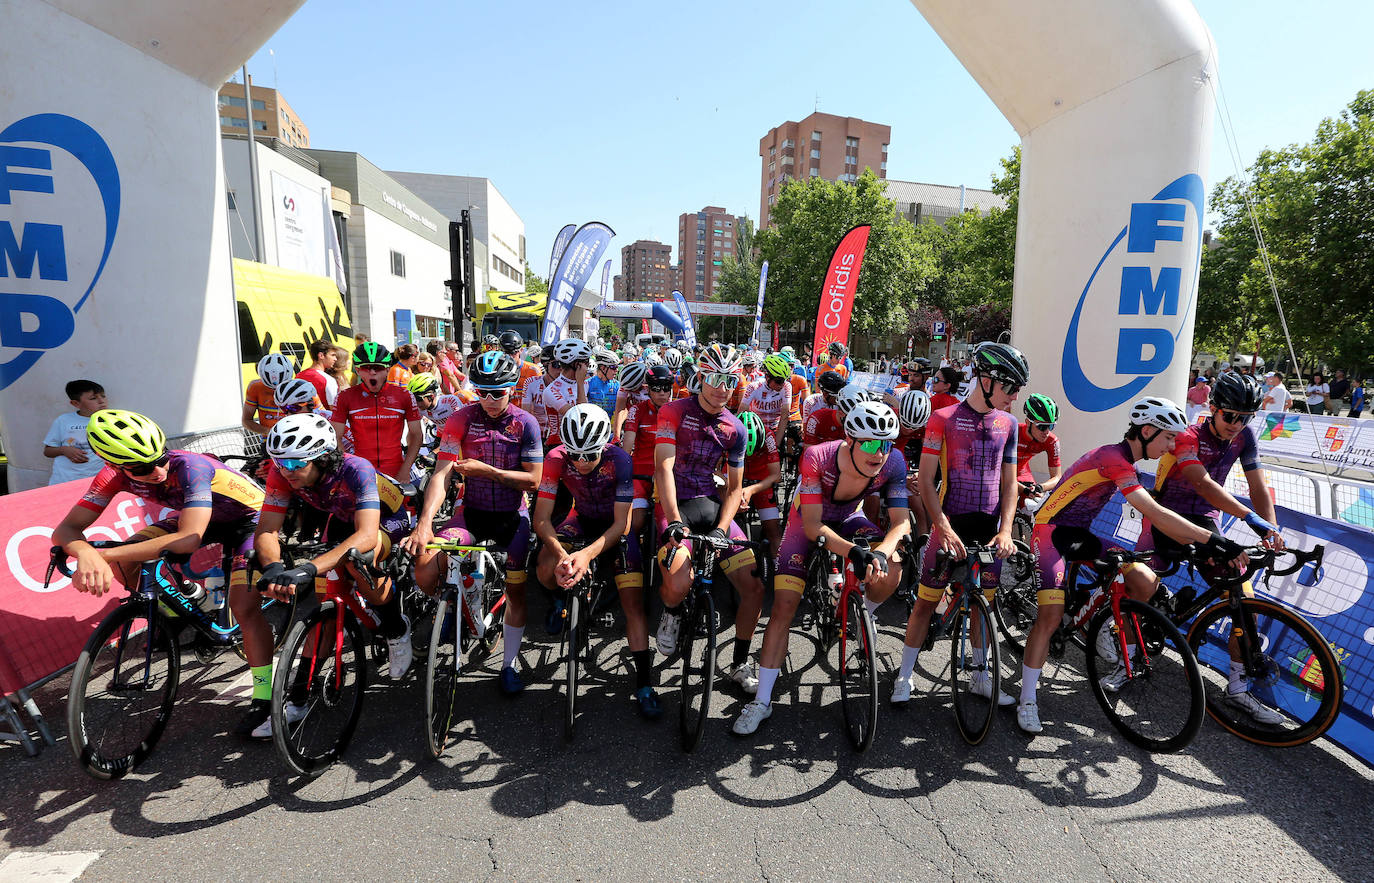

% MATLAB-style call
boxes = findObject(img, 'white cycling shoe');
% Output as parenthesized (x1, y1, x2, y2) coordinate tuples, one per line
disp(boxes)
(732, 700, 772, 735)
(1224, 688, 1285, 725)
(1016, 701, 1043, 734)
(387, 615, 413, 680)
(970, 674, 1016, 706)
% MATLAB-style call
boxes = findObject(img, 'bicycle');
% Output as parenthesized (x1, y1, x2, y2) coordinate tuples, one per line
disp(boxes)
(1049, 548, 1206, 753)
(1155, 543, 1340, 748)
(663, 529, 770, 752)
(987, 486, 1042, 654)
(421, 539, 508, 758)
(797, 536, 880, 751)
(548, 537, 624, 742)
(54, 540, 296, 780)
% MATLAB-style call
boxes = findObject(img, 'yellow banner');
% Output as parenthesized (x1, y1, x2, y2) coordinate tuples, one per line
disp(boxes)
(482, 290, 547, 315)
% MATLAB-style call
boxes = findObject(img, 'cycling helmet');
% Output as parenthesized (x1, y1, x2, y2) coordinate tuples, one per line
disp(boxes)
(273, 377, 318, 409)
(843, 401, 900, 441)
(780, 345, 796, 360)
(1128, 396, 1188, 431)
(87, 409, 167, 466)
(836, 384, 875, 416)
(898, 389, 932, 430)
(740, 410, 766, 457)
(559, 404, 613, 455)
(540, 344, 556, 363)
(256, 352, 296, 388)
(266, 413, 336, 462)
(818, 371, 847, 395)
(593, 347, 618, 368)
(1210, 372, 1264, 412)
(619, 361, 648, 391)
(762, 354, 791, 380)
(643, 350, 664, 367)
(682, 364, 702, 394)
(553, 338, 592, 365)
(971, 341, 1030, 387)
(353, 341, 392, 367)
(646, 365, 675, 389)
(499, 330, 524, 354)
(662, 348, 684, 370)
(482, 333, 499, 349)
(1023, 393, 1060, 425)
(828, 341, 848, 359)
(697, 343, 743, 374)
(742, 351, 763, 370)
(407, 372, 441, 396)
(470, 351, 519, 389)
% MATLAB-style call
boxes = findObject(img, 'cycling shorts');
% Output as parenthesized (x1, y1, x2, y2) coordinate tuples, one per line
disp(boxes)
(318, 508, 412, 589)
(555, 514, 643, 590)
(1033, 523, 1150, 606)
(775, 512, 882, 593)
(654, 495, 753, 576)
(632, 475, 654, 511)
(745, 485, 778, 521)
(439, 508, 530, 585)
(919, 512, 1000, 603)
(136, 516, 256, 591)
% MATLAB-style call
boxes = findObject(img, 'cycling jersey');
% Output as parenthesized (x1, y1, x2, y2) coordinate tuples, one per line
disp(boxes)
(742, 431, 781, 514)
(295, 368, 330, 403)
(79, 450, 263, 524)
(654, 396, 745, 502)
(922, 401, 1017, 517)
(802, 406, 844, 446)
(418, 394, 465, 449)
(542, 376, 580, 446)
(813, 363, 849, 392)
(587, 375, 619, 415)
(800, 392, 831, 423)
(387, 364, 413, 388)
(1016, 423, 1062, 483)
(1153, 421, 1260, 519)
(897, 425, 925, 464)
(929, 392, 960, 412)
(519, 372, 549, 430)
(740, 379, 791, 432)
(538, 444, 634, 522)
(1034, 441, 1143, 529)
(436, 402, 543, 512)
(623, 397, 662, 477)
(793, 439, 908, 522)
(330, 383, 420, 479)
(788, 375, 808, 422)
(262, 453, 406, 527)
(509, 360, 541, 409)
(244, 379, 283, 432)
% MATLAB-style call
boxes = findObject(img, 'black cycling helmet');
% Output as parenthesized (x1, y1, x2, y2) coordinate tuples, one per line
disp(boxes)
(818, 371, 847, 394)
(498, 330, 523, 354)
(972, 341, 1030, 387)
(470, 351, 519, 389)
(353, 341, 392, 367)
(646, 365, 675, 389)
(1210, 372, 1264, 412)
(540, 344, 556, 363)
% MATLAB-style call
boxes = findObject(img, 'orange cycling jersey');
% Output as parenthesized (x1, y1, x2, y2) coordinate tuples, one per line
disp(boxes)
(387, 364, 413, 388)
(788, 374, 808, 422)
(244, 379, 283, 432)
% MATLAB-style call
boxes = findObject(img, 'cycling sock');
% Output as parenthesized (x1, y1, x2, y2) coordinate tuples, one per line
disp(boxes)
(864, 597, 881, 618)
(1020, 665, 1041, 705)
(971, 647, 986, 668)
(251, 664, 273, 701)
(503, 624, 524, 669)
(755, 666, 780, 706)
(375, 592, 406, 639)
(1227, 661, 1247, 694)
(897, 644, 920, 680)
(732, 637, 750, 667)
(632, 649, 652, 690)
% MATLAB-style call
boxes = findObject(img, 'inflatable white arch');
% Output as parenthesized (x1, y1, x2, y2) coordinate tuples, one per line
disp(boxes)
(911, 0, 1216, 462)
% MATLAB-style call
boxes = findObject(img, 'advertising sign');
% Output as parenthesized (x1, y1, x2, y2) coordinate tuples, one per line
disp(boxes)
(810, 225, 871, 361)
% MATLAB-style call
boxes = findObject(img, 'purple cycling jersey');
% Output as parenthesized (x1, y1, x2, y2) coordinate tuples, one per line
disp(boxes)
(78, 450, 262, 524)
(654, 396, 745, 502)
(1035, 441, 1144, 530)
(262, 453, 405, 521)
(437, 402, 543, 512)
(1153, 421, 1260, 519)
(921, 401, 1018, 517)
(794, 439, 908, 523)
(538, 444, 634, 522)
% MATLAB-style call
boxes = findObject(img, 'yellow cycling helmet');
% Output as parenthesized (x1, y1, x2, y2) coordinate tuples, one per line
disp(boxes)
(406, 372, 440, 396)
(87, 409, 167, 466)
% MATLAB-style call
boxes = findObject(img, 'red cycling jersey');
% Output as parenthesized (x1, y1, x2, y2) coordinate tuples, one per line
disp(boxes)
(623, 397, 662, 477)
(1016, 422, 1062, 483)
(802, 406, 844, 446)
(330, 383, 419, 479)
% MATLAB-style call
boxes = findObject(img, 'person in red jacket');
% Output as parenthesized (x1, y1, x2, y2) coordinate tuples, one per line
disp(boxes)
(330, 341, 421, 481)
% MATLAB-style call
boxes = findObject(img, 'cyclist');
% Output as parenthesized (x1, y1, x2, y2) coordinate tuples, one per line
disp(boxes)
(1017, 393, 1064, 504)
(611, 360, 649, 439)
(330, 341, 422, 482)
(741, 353, 795, 451)
(654, 343, 765, 695)
(892, 342, 1029, 708)
(273, 377, 325, 419)
(1138, 372, 1286, 723)
(51, 410, 270, 736)
(587, 347, 620, 415)
(734, 401, 909, 735)
(404, 350, 543, 694)
(482, 333, 500, 352)
(504, 333, 541, 402)
(387, 343, 419, 388)
(533, 405, 660, 717)
(621, 365, 674, 535)
(736, 410, 783, 566)
(243, 352, 295, 436)
(813, 342, 851, 391)
(543, 338, 591, 448)
(1020, 396, 1245, 734)
(896, 388, 932, 535)
(801, 372, 847, 447)
(516, 344, 556, 426)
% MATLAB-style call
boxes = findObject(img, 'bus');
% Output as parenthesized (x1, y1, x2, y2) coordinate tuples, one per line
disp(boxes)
(479, 310, 541, 345)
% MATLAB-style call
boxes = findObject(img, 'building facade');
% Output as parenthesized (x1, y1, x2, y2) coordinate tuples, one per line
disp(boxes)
(218, 81, 309, 148)
(758, 112, 890, 227)
(619, 239, 674, 301)
(677, 206, 739, 302)
(884, 179, 1006, 225)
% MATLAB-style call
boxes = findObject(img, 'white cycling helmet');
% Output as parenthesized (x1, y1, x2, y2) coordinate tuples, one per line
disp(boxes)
(256, 352, 296, 388)
(1128, 396, 1189, 432)
(898, 389, 932, 430)
(836, 383, 876, 416)
(662, 348, 684, 370)
(843, 401, 900, 441)
(553, 337, 593, 365)
(524, 344, 544, 363)
(742, 351, 762, 369)
(593, 347, 618, 368)
(273, 377, 317, 409)
(644, 350, 664, 367)
(266, 413, 336, 461)
(560, 403, 613, 455)
(618, 362, 648, 391)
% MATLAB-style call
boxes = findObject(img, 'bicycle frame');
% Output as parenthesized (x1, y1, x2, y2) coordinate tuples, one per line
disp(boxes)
(426, 540, 507, 642)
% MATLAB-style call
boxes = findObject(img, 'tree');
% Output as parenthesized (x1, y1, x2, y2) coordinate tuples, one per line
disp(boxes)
(524, 261, 548, 297)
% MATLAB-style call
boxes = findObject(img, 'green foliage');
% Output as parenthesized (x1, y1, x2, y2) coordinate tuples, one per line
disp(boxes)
(524, 262, 548, 296)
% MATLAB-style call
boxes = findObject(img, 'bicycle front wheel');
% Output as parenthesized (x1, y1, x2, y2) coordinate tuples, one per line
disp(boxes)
(67, 604, 180, 780)
(837, 589, 878, 752)
(992, 574, 1038, 655)
(1086, 599, 1204, 753)
(679, 591, 717, 753)
(1187, 597, 1343, 748)
(950, 592, 1000, 746)
(562, 592, 583, 742)
(273, 602, 368, 777)
(425, 592, 461, 759)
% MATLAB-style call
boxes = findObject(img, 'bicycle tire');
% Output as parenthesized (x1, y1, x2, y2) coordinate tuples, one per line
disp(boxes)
(272, 602, 368, 777)
(424, 592, 461, 758)
(992, 574, 1038, 655)
(1085, 599, 1204, 753)
(949, 592, 999, 746)
(1186, 597, 1343, 748)
(473, 569, 505, 660)
(678, 590, 717, 753)
(563, 592, 583, 742)
(837, 589, 878, 752)
(67, 604, 180, 780)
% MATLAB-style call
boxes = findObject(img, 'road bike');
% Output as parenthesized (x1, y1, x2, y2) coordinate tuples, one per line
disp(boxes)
(548, 537, 624, 741)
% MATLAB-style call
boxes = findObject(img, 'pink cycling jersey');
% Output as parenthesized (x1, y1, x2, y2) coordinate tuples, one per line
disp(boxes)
(922, 401, 1018, 517)
(1034, 441, 1143, 529)
(654, 396, 745, 501)
(794, 439, 908, 522)
(1153, 421, 1259, 520)
(437, 403, 543, 512)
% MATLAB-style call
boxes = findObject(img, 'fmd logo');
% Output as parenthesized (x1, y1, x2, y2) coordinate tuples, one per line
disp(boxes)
(0, 114, 120, 390)
(1061, 174, 1203, 412)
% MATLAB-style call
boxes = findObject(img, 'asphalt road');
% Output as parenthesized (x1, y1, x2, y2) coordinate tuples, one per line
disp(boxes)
(3, 595, 1370, 882)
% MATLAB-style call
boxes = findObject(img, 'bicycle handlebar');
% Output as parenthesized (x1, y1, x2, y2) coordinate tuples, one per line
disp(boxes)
(45, 540, 188, 587)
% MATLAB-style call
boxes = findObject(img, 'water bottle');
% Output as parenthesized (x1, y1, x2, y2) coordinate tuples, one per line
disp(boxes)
(198, 574, 227, 614)
(462, 564, 486, 637)
(826, 566, 844, 607)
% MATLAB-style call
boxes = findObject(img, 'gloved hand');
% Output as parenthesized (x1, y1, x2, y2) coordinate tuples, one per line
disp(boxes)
(1199, 531, 1244, 562)
(706, 527, 728, 547)
(272, 562, 318, 589)
(256, 561, 286, 593)
(847, 544, 876, 573)
(663, 521, 688, 544)
(1243, 512, 1280, 538)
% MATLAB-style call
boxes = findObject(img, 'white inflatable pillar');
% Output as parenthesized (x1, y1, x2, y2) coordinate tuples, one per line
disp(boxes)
(909, 0, 1216, 463)
(0, 0, 306, 490)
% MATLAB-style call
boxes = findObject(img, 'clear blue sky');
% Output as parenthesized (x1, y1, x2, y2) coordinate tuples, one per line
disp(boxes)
(240, 0, 1374, 282)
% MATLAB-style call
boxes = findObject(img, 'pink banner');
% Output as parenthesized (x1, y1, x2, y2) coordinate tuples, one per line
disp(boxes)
(810, 225, 871, 361)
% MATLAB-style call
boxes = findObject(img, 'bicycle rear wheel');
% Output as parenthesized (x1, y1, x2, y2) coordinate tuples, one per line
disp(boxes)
(992, 575, 1038, 655)
(1187, 597, 1343, 748)
(562, 592, 583, 742)
(473, 571, 505, 660)
(424, 592, 461, 758)
(1086, 599, 1203, 753)
(837, 589, 878, 752)
(273, 602, 368, 777)
(679, 590, 717, 753)
(67, 604, 180, 780)
(949, 592, 1000, 745)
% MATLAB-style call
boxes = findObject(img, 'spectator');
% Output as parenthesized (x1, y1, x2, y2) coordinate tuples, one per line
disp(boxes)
(328, 345, 352, 391)
(1328, 370, 1351, 416)
(1349, 379, 1367, 419)
(295, 338, 340, 407)
(1185, 375, 1211, 423)
(1305, 373, 1330, 415)
(414, 349, 439, 381)
(1261, 372, 1292, 412)
(43, 379, 108, 485)
(433, 341, 463, 394)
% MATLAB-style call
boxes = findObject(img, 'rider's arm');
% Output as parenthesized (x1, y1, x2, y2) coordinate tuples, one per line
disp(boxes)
(877, 506, 911, 557)
(101, 505, 212, 563)
(1243, 468, 1279, 525)
(401, 417, 422, 477)
(242, 398, 268, 436)
(586, 499, 631, 560)
(1177, 462, 1256, 521)
(1041, 459, 1063, 493)
(253, 507, 287, 568)
(995, 460, 1017, 540)
(654, 440, 681, 524)
(918, 449, 949, 536)
(753, 459, 781, 493)
(531, 489, 565, 559)
(1123, 487, 1215, 546)
(311, 506, 381, 573)
(613, 389, 630, 438)
(405, 456, 456, 549)
(715, 464, 744, 530)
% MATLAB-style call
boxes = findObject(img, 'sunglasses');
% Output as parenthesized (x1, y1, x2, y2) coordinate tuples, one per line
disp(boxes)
(121, 455, 169, 477)
(357, 364, 388, 372)
(856, 439, 893, 455)
(1216, 409, 1254, 424)
(568, 451, 599, 463)
(1032, 422, 1056, 432)
(992, 377, 1022, 394)
(475, 388, 509, 399)
(647, 383, 674, 393)
(702, 371, 739, 389)
(273, 457, 311, 473)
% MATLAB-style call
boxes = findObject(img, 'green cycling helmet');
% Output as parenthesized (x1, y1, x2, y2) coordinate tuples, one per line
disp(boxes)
(353, 341, 393, 367)
(87, 409, 167, 466)
(762, 353, 792, 380)
(407, 372, 440, 395)
(739, 410, 766, 457)
(1023, 393, 1060, 425)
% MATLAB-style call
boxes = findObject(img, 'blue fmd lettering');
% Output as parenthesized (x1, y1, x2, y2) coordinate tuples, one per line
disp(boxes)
(0, 292, 76, 349)
(0, 146, 56, 204)
(1125, 201, 1184, 253)
(1114, 201, 1185, 376)
(1115, 328, 1173, 374)
(0, 221, 68, 280)
(1118, 266, 1181, 316)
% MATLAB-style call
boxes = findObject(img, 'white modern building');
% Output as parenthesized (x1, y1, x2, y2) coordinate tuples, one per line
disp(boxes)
(222, 134, 343, 277)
